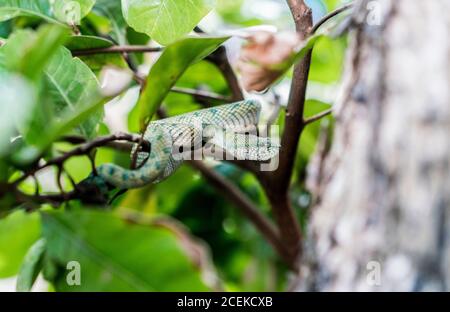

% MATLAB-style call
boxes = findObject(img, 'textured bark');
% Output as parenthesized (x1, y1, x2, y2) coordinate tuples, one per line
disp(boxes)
(297, 0, 450, 291)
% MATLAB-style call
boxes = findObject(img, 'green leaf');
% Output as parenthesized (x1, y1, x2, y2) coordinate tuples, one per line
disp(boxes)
(66, 35, 127, 72)
(135, 36, 228, 127)
(15, 96, 107, 164)
(52, 0, 96, 24)
(310, 36, 346, 83)
(2, 27, 103, 151)
(1, 25, 69, 81)
(0, 210, 41, 278)
(94, 0, 127, 44)
(0, 0, 58, 24)
(0, 0, 95, 25)
(122, 0, 216, 45)
(41, 210, 211, 291)
(297, 99, 333, 171)
(43, 46, 103, 139)
(16, 238, 46, 292)
(0, 72, 36, 157)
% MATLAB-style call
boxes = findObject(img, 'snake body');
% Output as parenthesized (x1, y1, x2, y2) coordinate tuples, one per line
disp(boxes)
(88, 100, 279, 190)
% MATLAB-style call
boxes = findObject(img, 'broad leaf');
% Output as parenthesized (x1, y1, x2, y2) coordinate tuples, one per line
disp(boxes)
(0, 211, 41, 278)
(0, 0, 57, 23)
(0, 73, 36, 157)
(2, 27, 104, 150)
(0, 0, 95, 25)
(42, 210, 211, 291)
(94, 0, 127, 44)
(122, 0, 216, 45)
(53, 0, 96, 24)
(1, 25, 69, 81)
(135, 36, 228, 128)
(66, 35, 127, 72)
(44, 46, 103, 139)
(16, 238, 46, 292)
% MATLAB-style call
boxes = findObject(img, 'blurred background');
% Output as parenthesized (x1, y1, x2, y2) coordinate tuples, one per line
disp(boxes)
(0, 0, 349, 291)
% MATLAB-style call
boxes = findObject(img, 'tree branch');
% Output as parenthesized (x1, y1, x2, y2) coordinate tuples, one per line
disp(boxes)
(254, 0, 313, 269)
(71, 45, 163, 57)
(14, 133, 149, 185)
(207, 46, 244, 102)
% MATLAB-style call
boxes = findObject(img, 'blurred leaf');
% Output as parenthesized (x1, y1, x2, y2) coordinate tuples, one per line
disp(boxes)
(16, 238, 46, 292)
(323, 0, 344, 11)
(295, 99, 333, 177)
(1, 25, 69, 81)
(94, 0, 127, 43)
(122, 0, 216, 45)
(310, 36, 346, 83)
(0, 19, 11, 37)
(41, 209, 211, 291)
(177, 60, 228, 94)
(0, 210, 41, 278)
(66, 35, 127, 72)
(153, 166, 199, 214)
(0, 72, 36, 157)
(52, 0, 96, 24)
(6, 39, 106, 153)
(135, 36, 228, 128)
(0, 0, 95, 25)
(0, 0, 59, 24)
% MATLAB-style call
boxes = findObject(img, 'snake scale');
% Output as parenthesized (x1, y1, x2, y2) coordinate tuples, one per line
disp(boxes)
(83, 100, 279, 191)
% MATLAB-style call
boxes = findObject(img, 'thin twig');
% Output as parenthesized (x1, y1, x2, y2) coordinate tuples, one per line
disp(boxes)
(311, 2, 354, 34)
(171, 87, 231, 103)
(304, 108, 333, 125)
(61, 135, 140, 153)
(15, 133, 149, 185)
(72, 45, 163, 57)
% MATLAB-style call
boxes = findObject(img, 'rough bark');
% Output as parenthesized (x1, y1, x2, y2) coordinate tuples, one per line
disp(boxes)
(297, 0, 450, 291)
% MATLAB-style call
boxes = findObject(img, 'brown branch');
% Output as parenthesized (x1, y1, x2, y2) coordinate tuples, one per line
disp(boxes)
(71, 45, 163, 57)
(254, 0, 313, 270)
(14, 133, 149, 185)
(61, 135, 139, 152)
(195, 25, 243, 101)
(304, 108, 333, 125)
(207, 46, 244, 101)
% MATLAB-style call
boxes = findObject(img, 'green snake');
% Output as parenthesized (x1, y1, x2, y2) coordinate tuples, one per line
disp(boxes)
(84, 100, 279, 191)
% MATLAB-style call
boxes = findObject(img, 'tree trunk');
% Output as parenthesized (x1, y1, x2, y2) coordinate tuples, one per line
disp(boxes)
(297, 0, 450, 291)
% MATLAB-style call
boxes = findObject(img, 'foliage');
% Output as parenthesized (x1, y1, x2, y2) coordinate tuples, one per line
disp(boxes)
(0, 0, 348, 292)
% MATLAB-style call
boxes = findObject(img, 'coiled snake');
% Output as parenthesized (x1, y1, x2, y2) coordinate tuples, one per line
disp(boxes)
(83, 100, 279, 191)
